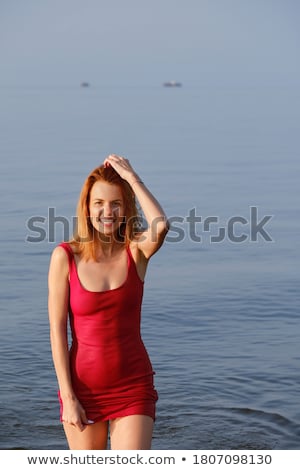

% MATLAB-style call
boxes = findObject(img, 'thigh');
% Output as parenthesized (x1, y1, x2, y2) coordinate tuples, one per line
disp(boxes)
(63, 420, 109, 450)
(110, 415, 154, 450)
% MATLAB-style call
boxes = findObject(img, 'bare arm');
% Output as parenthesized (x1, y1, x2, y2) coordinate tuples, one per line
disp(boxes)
(104, 154, 169, 259)
(48, 246, 89, 431)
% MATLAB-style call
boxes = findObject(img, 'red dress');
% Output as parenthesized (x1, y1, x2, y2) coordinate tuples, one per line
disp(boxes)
(58, 242, 158, 422)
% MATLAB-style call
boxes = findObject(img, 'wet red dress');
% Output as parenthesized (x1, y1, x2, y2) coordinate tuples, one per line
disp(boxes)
(58, 242, 158, 422)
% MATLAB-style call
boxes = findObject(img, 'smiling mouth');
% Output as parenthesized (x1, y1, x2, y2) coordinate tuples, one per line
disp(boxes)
(98, 218, 116, 224)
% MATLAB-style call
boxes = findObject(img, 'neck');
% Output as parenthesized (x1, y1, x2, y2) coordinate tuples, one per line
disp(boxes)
(94, 237, 125, 259)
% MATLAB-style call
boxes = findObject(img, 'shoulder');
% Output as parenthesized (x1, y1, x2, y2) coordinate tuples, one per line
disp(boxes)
(48, 245, 71, 292)
(49, 244, 72, 272)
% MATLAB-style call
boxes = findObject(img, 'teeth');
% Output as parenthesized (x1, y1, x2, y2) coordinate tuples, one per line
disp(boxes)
(96, 217, 116, 224)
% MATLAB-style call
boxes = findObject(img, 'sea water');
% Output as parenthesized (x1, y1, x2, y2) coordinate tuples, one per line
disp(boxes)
(0, 83, 299, 449)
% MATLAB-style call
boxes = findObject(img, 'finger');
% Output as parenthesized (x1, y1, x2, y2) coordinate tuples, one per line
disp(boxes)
(74, 419, 86, 432)
(104, 156, 119, 167)
(107, 153, 119, 160)
(108, 154, 125, 161)
(104, 156, 121, 167)
(81, 409, 93, 426)
(105, 157, 123, 170)
(81, 416, 92, 425)
(63, 418, 85, 432)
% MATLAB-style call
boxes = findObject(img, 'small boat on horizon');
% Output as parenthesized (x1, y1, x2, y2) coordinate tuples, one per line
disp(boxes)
(163, 81, 182, 87)
(80, 82, 90, 87)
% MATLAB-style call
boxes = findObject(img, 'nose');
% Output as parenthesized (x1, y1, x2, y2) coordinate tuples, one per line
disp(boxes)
(103, 202, 113, 217)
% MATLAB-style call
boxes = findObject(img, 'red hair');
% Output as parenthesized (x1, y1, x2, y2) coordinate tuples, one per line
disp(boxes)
(69, 164, 139, 260)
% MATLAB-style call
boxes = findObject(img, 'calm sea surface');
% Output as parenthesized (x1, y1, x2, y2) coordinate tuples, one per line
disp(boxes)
(0, 83, 299, 449)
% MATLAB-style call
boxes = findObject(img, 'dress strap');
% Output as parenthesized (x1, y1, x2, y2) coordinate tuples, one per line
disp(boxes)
(126, 244, 135, 265)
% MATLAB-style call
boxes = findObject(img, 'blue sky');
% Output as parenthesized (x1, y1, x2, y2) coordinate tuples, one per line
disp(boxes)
(0, 0, 299, 87)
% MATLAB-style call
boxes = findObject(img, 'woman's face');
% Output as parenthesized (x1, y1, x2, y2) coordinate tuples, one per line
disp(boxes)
(89, 181, 125, 237)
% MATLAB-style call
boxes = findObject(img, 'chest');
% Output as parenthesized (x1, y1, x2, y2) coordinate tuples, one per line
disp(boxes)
(74, 252, 129, 293)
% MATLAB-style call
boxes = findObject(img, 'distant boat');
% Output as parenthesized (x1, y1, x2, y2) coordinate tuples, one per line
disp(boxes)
(163, 81, 182, 87)
(80, 82, 90, 87)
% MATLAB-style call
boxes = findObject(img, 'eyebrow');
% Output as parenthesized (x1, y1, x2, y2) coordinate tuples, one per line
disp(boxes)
(92, 198, 122, 202)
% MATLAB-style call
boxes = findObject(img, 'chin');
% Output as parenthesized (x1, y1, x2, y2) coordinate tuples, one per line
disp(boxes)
(96, 224, 123, 240)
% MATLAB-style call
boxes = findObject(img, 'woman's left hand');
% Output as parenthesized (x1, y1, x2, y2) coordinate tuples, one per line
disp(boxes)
(103, 154, 138, 182)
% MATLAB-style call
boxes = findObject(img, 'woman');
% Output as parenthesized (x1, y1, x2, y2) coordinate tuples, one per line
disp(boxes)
(48, 154, 169, 450)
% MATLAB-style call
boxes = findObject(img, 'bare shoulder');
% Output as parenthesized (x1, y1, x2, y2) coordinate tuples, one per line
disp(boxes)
(48, 246, 71, 312)
(51, 245, 69, 261)
(49, 245, 70, 276)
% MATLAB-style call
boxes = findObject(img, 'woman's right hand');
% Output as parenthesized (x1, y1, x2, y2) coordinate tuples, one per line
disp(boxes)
(62, 396, 93, 432)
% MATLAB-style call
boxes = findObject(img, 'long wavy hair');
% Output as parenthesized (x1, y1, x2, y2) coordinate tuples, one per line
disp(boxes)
(69, 164, 140, 260)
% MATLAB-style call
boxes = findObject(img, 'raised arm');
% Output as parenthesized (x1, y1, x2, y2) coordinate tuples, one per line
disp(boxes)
(48, 246, 89, 431)
(104, 154, 169, 259)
